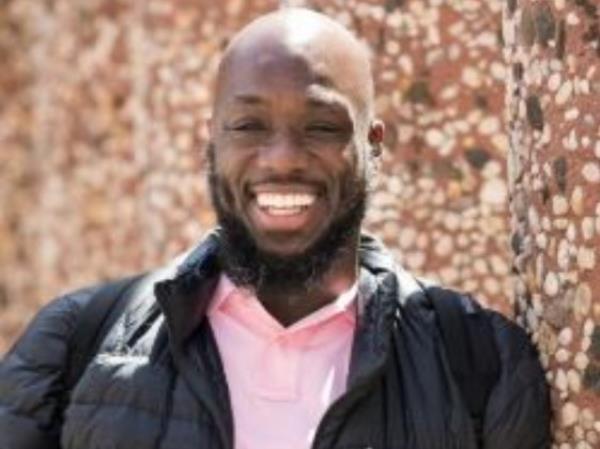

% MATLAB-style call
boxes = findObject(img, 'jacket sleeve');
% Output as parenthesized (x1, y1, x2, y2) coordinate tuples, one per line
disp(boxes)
(482, 312, 552, 449)
(0, 286, 99, 449)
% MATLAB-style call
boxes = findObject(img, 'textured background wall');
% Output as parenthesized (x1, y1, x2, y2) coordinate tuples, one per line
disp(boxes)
(504, 0, 600, 446)
(1, 0, 512, 352)
(4, 0, 600, 445)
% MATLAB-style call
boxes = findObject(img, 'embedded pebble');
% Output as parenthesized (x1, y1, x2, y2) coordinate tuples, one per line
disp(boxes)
(544, 272, 560, 296)
(425, 128, 445, 147)
(548, 73, 562, 91)
(581, 218, 594, 240)
(575, 352, 589, 371)
(566, 13, 581, 26)
(564, 108, 579, 121)
(462, 67, 482, 88)
(556, 369, 568, 391)
(555, 81, 573, 105)
(559, 327, 574, 346)
(553, 195, 569, 215)
(568, 369, 581, 393)
(584, 319, 594, 337)
(582, 163, 600, 183)
(478, 117, 501, 135)
(574, 284, 592, 318)
(562, 402, 579, 427)
(571, 187, 584, 215)
(556, 348, 571, 363)
(480, 179, 508, 205)
(564, 129, 578, 151)
(434, 234, 453, 257)
(581, 408, 595, 430)
(577, 247, 596, 270)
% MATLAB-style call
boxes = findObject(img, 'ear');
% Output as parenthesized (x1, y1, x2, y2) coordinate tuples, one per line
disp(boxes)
(368, 119, 385, 157)
(207, 116, 214, 138)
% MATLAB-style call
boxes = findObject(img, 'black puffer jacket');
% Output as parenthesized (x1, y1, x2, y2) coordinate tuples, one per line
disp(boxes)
(0, 233, 550, 449)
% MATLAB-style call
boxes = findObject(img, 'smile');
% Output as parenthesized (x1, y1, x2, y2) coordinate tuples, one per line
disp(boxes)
(247, 184, 324, 233)
(255, 193, 317, 216)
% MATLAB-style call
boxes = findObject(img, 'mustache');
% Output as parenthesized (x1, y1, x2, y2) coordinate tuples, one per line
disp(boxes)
(247, 173, 323, 185)
(246, 176, 327, 194)
(205, 142, 328, 194)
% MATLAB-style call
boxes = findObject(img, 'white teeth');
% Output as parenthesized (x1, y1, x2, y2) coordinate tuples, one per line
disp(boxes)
(256, 193, 316, 209)
(266, 207, 302, 216)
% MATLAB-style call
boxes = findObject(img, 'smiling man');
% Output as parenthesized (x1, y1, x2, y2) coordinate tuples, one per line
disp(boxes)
(207, 11, 382, 326)
(0, 7, 550, 449)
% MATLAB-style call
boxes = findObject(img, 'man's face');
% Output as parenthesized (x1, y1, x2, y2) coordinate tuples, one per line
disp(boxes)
(209, 44, 371, 260)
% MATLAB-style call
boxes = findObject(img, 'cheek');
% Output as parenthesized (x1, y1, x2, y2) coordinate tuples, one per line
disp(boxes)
(339, 143, 366, 180)
(211, 157, 244, 209)
(219, 177, 237, 209)
(337, 146, 369, 195)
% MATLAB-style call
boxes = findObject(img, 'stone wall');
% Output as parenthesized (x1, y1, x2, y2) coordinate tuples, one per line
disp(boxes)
(5, 0, 600, 444)
(504, 0, 600, 445)
(1, 0, 512, 351)
(0, 1, 38, 349)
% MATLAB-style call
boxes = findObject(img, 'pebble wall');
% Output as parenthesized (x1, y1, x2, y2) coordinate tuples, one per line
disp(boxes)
(4, 0, 599, 444)
(0, 1, 38, 349)
(1, 0, 513, 351)
(504, 0, 600, 446)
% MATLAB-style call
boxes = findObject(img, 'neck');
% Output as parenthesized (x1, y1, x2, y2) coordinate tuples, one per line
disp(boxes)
(256, 245, 359, 327)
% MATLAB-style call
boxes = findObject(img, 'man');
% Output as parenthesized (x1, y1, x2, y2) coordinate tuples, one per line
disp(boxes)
(0, 7, 550, 449)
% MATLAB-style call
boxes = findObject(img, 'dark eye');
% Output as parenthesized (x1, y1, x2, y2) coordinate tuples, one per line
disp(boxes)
(305, 122, 342, 134)
(226, 120, 266, 132)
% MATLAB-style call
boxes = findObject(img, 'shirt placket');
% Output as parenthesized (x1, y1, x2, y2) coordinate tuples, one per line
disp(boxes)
(255, 333, 300, 401)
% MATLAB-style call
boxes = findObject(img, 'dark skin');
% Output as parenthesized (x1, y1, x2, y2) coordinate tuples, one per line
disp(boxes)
(209, 9, 385, 325)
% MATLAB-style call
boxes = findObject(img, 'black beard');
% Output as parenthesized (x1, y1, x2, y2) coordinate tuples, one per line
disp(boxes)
(206, 143, 367, 293)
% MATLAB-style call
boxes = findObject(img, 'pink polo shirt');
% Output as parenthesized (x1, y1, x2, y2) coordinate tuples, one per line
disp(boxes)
(207, 274, 357, 449)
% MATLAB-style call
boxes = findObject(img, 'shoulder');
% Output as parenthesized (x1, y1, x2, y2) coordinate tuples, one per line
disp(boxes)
(407, 279, 546, 389)
(443, 292, 550, 446)
(480, 309, 550, 446)
(484, 308, 541, 371)
(3, 283, 105, 363)
(388, 266, 550, 445)
(415, 284, 550, 443)
(482, 307, 548, 407)
(0, 282, 113, 391)
(414, 277, 534, 348)
(0, 282, 106, 447)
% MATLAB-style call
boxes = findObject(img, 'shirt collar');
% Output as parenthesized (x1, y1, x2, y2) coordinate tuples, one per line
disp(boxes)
(209, 273, 358, 336)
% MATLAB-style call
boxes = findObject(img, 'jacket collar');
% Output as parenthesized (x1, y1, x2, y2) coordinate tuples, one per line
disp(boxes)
(347, 234, 423, 388)
(155, 230, 422, 350)
(154, 230, 222, 346)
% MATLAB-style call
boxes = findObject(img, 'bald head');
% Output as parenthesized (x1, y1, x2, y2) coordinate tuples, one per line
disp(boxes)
(206, 8, 385, 283)
(213, 8, 375, 124)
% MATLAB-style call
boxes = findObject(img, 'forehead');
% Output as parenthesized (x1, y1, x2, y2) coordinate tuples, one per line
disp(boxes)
(224, 50, 344, 107)
(214, 34, 370, 118)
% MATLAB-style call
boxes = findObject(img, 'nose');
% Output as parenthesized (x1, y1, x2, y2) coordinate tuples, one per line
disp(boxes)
(257, 130, 310, 176)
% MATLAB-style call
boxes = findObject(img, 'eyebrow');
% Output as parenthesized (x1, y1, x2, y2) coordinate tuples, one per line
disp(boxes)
(307, 97, 346, 112)
(306, 92, 351, 116)
(230, 90, 351, 115)
(232, 94, 265, 105)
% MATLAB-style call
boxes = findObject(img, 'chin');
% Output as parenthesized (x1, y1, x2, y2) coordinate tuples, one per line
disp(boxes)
(253, 234, 320, 259)
(208, 156, 366, 290)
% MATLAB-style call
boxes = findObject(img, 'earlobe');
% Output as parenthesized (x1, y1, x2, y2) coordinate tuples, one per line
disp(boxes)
(368, 120, 385, 158)
(368, 120, 385, 145)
